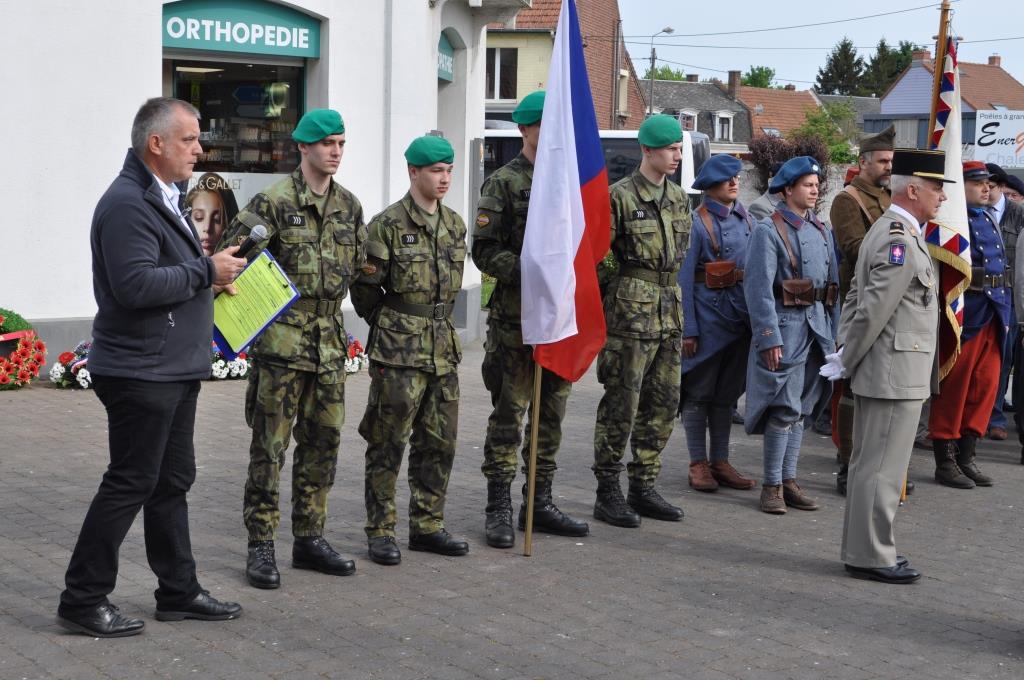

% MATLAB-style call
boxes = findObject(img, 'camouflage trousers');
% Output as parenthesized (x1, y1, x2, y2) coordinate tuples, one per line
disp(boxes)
(480, 321, 571, 484)
(243, 361, 345, 541)
(593, 334, 682, 484)
(359, 362, 459, 538)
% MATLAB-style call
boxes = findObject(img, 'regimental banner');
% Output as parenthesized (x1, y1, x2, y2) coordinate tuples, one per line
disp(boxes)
(974, 110, 1024, 169)
(163, 0, 320, 58)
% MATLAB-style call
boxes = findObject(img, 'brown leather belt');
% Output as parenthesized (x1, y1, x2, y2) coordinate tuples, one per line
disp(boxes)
(772, 282, 839, 307)
(291, 297, 344, 315)
(383, 293, 453, 320)
(968, 267, 1008, 291)
(619, 266, 677, 286)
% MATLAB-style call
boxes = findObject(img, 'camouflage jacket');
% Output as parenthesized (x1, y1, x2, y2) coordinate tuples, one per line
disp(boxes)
(601, 170, 691, 339)
(350, 193, 467, 375)
(472, 153, 533, 325)
(219, 167, 365, 379)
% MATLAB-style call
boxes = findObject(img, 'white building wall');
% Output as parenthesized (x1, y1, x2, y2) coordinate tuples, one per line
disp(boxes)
(2, 0, 499, 324)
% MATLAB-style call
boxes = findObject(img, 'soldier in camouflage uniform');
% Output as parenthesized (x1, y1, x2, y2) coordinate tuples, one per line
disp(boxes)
(473, 91, 590, 549)
(350, 135, 470, 565)
(592, 115, 691, 528)
(219, 109, 364, 589)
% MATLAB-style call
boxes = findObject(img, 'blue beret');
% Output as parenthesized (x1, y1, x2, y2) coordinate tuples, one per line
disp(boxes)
(768, 156, 822, 193)
(1006, 174, 1024, 196)
(692, 154, 742, 190)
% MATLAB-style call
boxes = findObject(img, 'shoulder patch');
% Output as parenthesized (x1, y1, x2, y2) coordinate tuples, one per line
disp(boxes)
(888, 242, 906, 265)
(888, 221, 905, 235)
(630, 209, 647, 220)
(401, 234, 419, 245)
(519, 189, 531, 201)
(361, 262, 378, 276)
(476, 213, 490, 229)
(287, 214, 306, 227)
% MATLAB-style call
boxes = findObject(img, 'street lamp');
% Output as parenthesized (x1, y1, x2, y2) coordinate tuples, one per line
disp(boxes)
(648, 26, 674, 117)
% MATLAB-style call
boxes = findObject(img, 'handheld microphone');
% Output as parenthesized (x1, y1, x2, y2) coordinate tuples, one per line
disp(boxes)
(235, 224, 268, 259)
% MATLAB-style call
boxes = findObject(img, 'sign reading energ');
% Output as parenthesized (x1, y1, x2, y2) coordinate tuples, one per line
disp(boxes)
(163, 0, 320, 58)
(975, 110, 1024, 169)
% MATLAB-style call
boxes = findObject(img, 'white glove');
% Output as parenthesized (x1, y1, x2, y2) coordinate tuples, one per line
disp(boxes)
(819, 347, 846, 382)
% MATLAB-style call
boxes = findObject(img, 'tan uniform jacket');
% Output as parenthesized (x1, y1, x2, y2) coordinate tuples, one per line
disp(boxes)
(838, 208, 938, 400)
(830, 176, 891, 296)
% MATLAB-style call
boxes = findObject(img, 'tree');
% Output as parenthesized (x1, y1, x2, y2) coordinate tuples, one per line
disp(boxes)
(749, 133, 832, 202)
(742, 65, 776, 89)
(643, 64, 685, 81)
(815, 37, 864, 95)
(862, 39, 919, 96)
(790, 101, 858, 164)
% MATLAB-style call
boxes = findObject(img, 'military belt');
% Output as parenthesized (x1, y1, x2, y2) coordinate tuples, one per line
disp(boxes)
(292, 297, 344, 315)
(383, 293, 453, 320)
(772, 282, 839, 307)
(968, 267, 1008, 291)
(619, 267, 678, 286)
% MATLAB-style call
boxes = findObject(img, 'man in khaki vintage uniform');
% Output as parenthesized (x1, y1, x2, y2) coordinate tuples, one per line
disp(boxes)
(829, 125, 895, 496)
(350, 135, 469, 566)
(592, 114, 691, 528)
(834, 148, 952, 584)
(220, 108, 365, 589)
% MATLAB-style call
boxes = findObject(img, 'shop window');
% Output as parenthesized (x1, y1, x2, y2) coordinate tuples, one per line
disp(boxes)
(486, 48, 518, 100)
(172, 59, 303, 173)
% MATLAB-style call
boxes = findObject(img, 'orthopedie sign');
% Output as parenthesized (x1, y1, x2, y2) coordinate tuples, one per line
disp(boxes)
(163, 0, 320, 58)
(438, 32, 454, 82)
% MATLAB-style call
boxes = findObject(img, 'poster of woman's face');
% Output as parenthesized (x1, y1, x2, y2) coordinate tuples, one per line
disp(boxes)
(186, 173, 239, 255)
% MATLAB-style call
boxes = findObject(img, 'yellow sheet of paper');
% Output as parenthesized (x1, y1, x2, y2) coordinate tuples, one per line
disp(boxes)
(214, 251, 298, 353)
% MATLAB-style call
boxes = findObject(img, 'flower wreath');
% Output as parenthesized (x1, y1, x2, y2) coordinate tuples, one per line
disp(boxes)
(345, 333, 367, 373)
(0, 308, 47, 391)
(49, 341, 92, 389)
(211, 343, 253, 380)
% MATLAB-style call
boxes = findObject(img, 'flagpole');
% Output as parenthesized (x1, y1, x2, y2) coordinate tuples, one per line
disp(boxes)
(927, 0, 952, 146)
(522, 362, 543, 557)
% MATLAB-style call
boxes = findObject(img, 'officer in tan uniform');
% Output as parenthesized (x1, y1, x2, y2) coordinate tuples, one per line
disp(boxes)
(835, 148, 952, 584)
(829, 125, 894, 495)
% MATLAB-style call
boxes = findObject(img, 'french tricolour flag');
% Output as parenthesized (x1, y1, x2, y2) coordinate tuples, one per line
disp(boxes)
(520, 0, 611, 382)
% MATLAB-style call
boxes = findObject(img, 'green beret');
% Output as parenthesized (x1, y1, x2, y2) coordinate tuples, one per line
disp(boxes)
(404, 136, 455, 167)
(512, 91, 545, 125)
(638, 115, 683, 148)
(292, 108, 345, 143)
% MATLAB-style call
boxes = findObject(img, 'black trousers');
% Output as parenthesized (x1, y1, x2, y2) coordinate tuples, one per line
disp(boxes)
(60, 376, 202, 611)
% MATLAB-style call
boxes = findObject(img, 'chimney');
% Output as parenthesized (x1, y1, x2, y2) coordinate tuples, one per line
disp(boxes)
(989, 54, 1002, 67)
(911, 49, 931, 62)
(686, 73, 698, 83)
(727, 70, 741, 98)
(784, 83, 796, 91)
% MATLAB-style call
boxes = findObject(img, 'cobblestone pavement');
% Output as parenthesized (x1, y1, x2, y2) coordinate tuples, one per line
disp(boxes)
(1, 341, 1023, 679)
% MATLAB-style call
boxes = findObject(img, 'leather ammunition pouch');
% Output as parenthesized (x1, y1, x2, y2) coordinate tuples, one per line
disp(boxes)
(696, 260, 744, 289)
(773, 280, 839, 308)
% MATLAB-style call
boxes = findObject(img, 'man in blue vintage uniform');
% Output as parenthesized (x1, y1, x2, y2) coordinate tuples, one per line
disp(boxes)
(744, 156, 839, 514)
(679, 154, 757, 493)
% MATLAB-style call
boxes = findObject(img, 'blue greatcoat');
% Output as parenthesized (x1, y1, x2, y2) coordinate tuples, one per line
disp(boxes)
(963, 207, 1011, 346)
(743, 207, 839, 434)
(680, 197, 753, 373)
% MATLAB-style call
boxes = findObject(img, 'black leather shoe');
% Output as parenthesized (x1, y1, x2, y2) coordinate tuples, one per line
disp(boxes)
(154, 591, 242, 621)
(844, 563, 921, 584)
(246, 540, 280, 589)
(57, 603, 144, 638)
(627, 484, 684, 521)
(408, 529, 469, 556)
(293, 536, 356, 576)
(368, 536, 401, 565)
(897, 555, 909, 567)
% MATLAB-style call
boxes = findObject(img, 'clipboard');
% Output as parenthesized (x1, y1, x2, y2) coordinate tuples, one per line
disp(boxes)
(213, 250, 299, 361)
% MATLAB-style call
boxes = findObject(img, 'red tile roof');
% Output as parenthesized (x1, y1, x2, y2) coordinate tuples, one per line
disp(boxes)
(737, 86, 820, 137)
(920, 60, 1024, 110)
(512, 0, 561, 29)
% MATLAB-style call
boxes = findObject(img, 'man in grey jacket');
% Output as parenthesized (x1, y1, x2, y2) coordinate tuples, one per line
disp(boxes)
(58, 98, 246, 637)
(837, 149, 952, 584)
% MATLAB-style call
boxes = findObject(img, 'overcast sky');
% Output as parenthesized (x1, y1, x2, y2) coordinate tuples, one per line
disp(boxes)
(616, 0, 1023, 90)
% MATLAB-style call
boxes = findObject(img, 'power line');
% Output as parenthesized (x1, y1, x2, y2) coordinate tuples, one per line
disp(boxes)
(619, 1, 958, 39)
(618, 36, 1024, 51)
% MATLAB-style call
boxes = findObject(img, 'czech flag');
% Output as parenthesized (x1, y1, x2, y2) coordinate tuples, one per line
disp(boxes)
(520, 0, 611, 382)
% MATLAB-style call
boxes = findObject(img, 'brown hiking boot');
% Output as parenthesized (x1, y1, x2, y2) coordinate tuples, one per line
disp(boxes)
(782, 479, 820, 511)
(688, 460, 719, 492)
(709, 460, 756, 490)
(759, 484, 786, 514)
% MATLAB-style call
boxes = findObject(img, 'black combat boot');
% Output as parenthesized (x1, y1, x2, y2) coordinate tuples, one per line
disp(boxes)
(956, 433, 993, 486)
(836, 463, 849, 496)
(484, 479, 515, 549)
(627, 481, 684, 521)
(932, 439, 975, 489)
(246, 540, 280, 589)
(593, 476, 641, 528)
(293, 536, 356, 576)
(518, 480, 590, 536)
